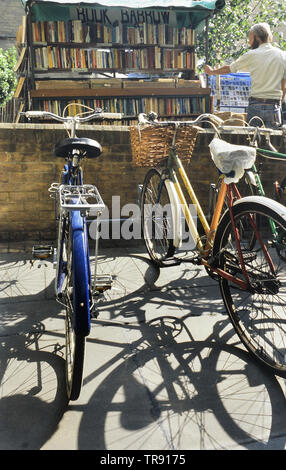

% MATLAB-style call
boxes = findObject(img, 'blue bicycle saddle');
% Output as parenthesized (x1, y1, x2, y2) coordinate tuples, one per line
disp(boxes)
(54, 137, 102, 158)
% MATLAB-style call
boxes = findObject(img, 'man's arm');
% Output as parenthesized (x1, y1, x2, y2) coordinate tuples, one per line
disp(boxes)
(204, 64, 231, 75)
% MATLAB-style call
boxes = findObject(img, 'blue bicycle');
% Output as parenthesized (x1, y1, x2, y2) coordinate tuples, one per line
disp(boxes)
(23, 106, 122, 400)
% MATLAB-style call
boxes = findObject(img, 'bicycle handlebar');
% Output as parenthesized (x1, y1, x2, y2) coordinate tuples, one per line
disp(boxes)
(138, 111, 286, 156)
(22, 110, 123, 122)
(138, 112, 224, 127)
(138, 111, 283, 136)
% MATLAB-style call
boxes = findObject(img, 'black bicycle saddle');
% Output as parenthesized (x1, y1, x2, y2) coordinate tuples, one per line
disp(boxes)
(54, 137, 102, 158)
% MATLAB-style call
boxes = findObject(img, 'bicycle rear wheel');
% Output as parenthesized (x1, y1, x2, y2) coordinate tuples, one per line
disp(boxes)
(63, 212, 91, 400)
(141, 168, 175, 266)
(213, 200, 286, 377)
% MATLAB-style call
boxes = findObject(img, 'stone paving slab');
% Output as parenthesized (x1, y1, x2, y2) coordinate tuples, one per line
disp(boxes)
(0, 245, 286, 451)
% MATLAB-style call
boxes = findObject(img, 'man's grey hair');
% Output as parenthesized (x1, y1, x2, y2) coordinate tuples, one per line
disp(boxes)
(250, 23, 273, 43)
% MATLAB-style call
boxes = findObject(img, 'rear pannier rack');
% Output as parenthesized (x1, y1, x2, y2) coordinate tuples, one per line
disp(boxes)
(59, 184, 105, 215)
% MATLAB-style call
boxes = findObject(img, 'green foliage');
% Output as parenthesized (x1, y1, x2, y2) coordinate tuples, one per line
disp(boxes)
(196, 0, 286, 68)
(0, 47, 17, 107)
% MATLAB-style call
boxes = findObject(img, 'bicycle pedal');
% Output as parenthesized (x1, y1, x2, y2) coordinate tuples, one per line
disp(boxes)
(179, 255, 202, 265)
(94, 274, 113, 292)
(224, 250, 256, 264)
(32, 245, 53, 260)
(53, 247, 57, 269)
(160, 257, 181, 267)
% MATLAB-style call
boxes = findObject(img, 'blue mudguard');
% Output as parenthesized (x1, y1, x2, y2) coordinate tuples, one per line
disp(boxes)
(71, 210, 91, 336)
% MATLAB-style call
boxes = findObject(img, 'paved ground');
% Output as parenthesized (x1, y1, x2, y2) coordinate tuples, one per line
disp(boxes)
(1, 242, 286, 451)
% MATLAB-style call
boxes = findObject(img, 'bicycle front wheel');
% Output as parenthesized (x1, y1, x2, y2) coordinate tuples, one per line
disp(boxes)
(213, 200, 286, 377)
(141, 168, 175, 266)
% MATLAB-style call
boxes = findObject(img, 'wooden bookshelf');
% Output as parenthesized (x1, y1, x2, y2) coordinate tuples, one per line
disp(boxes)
(20, 2, 212, 124)
(31, 87, 209, 98)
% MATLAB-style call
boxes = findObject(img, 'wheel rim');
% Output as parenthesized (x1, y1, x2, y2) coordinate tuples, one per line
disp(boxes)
(65, 302, 76, 396)
(142, 170, 174, 262)
(64, 237, 76, 397)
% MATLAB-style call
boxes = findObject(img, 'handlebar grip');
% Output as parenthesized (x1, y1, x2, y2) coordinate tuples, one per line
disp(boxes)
(210, 115, 224, 125)
(138, 113, 148, 124)
(24, 111, 47, 118)
(138, 111, 158, 124)
(101, 113, 123, 120)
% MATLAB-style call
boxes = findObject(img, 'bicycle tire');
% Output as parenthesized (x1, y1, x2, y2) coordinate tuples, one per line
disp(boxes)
(241, 173, 286, 262)
(141, 168, 175, 266)
(213, 200, 286, 377)
(65, 211, 91, 400)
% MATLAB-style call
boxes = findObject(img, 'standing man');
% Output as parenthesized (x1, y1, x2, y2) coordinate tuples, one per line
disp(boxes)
(204, 23, 286, 128)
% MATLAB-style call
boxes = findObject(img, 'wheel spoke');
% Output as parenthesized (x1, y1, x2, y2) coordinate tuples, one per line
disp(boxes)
(215, 202, 286, 375)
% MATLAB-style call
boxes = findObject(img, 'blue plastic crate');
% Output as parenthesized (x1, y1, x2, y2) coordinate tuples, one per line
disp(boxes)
(208, 73, 251, 112)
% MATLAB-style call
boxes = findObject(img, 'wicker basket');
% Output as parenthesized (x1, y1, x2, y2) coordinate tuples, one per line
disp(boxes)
(130, 124, 200, 167)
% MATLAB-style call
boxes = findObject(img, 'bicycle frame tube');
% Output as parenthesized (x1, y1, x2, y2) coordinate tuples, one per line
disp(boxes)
(226, 185, 250, 285)
(167, 150, 228, 255)
(257, 147, 286, 160)
(168, 152, 209, 252)
(164, 145, 274, 291)
(200, 183, 249, 290)
(251, 164, 265, 196)
(210, 179, 227, 233)
(174, 153, 210, 235)
(202, 183, 276, 289)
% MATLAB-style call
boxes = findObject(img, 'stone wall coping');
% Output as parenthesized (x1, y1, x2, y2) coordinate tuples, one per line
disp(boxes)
(0, 123, 283, 137)
(0, 123, 129, 132)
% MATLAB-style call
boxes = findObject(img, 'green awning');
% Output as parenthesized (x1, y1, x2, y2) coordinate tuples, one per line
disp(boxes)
(22, 0, 225, 29)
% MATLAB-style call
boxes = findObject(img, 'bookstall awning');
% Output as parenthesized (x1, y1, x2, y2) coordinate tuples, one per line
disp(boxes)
(22, 0, 225, 29)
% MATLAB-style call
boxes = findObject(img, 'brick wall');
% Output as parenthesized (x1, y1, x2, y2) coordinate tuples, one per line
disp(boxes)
(0, 123, 285, 242)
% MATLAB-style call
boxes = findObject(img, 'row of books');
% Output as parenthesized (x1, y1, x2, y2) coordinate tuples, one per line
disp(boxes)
(33, 96, 208, 117)
(32, 20, 195, 46)
(34, 46, 196, 70)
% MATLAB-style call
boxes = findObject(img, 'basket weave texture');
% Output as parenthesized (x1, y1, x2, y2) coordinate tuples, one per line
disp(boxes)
(130, 124, 200, 167)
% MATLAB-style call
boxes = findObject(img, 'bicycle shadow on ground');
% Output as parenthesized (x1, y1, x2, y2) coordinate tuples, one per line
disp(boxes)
(0, 253, 69, 450)
(77, 316, 286, 450)
(96, 247, 226, 323)
(0, 333, 68, 450)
